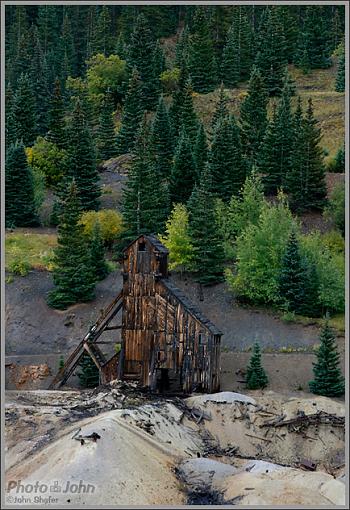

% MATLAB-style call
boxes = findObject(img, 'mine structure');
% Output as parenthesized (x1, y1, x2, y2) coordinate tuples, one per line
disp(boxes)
(50, 235, 222, 393)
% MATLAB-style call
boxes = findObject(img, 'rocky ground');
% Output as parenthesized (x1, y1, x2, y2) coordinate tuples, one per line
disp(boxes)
(4, 386, 346, 506)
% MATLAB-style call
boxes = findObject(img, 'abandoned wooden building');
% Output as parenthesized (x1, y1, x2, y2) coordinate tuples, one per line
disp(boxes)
(50, 235, 222, 394)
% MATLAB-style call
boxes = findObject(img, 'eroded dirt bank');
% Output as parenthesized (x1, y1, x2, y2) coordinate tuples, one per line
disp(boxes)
(5, 386, 346, 506)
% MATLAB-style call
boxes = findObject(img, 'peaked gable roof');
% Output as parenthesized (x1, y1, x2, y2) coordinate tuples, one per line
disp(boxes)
(123, 234, 169, 255)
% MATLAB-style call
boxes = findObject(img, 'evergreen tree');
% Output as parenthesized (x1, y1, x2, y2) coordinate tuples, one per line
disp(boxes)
(193, 122, 208, 177)
(301, 98, 327, 210)
(178, 79, 199, 145)
(90, 220, 109, 281)
(221, 24, 239, 88)
(335, 49, 345, 93)
(59, 13, 76, 79)
(150, 95, 174, 179)
(115, 68, 144, 155)
(93, 5, 113, 55)
(175, 26, 190, 68)
(127, 14, 158, 109)
(47, 78, 67, 149)
(169, 63, 189, 137)
(67, 99, 100, 211)
(5, 142, 39, 228)
(259, 104, 279, 194)
(152, 40, 166, 96)
(285, 96, 305, 211)
(260, 76, 294, 193)
(211, 83, 229, 134)
(5, 83, 17, 148)
(12, 73, 37, 146)
(278, 231, 320, 316)
(170, 129, 197, 204)
(298, 6, 332, 70)
(276, 5, 298, 63)
(47, 180, 96, 309)
(240, 66, 268, 166)
(96, 89, 117, 161)
(246, 343, 268, 389)
(334, 144, 345, 173)
(122, 117, 169, 241)
(210, 115, 247, 201)
(30, 27, 50, 136)
(188, 6, 217, 93)
(187, 165, 224, 285)
(78, 354, 100, 388)
(255, 6, 287, 95)
(309, 319, 345, 397)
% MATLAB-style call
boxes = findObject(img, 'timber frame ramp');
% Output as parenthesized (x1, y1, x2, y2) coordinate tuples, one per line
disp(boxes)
(48, 290, 123, 389)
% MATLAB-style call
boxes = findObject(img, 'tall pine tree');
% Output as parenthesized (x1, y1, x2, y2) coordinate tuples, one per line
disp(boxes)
(150, 95, 174, 180)
(47, 78, 67, 149)
(67, 99, 100, 211)
(5, 142, 39, 227)
(178, 79, 199, 146)
(127, 14, 158, 110)
(335, 48, 345, 93)
(187, 164, 224, 284)
(12, 72, 37, 146)
(115, 68, 144, 155)
(240, 66, 268, 167)
(170, 128, 197, 204)
(210, 115, 247, 201)
(188, 6, 217, 93)
(246, 343, 268, 389)
(309, 319, 345, 397)
(90, 220, 109, 281)
(122, 117, 169, 241)
(193, 122, 208, 177)
(96, 89, 117, 161)
(47, 180, 96, 309)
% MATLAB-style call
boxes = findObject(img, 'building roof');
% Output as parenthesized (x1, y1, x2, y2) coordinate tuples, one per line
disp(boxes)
(161, 279, 222, 337)
(123, 234, 169, 255)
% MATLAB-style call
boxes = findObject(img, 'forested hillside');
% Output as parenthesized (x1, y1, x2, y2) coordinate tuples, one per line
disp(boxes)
(5, 4, 345, 321)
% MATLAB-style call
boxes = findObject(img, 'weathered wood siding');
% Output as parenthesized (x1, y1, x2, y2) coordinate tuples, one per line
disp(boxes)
(121, 235, 221, 393)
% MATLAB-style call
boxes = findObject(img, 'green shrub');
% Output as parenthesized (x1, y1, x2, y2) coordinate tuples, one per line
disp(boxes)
(8, 258, 31, 276)
(324, 183, 345, 236)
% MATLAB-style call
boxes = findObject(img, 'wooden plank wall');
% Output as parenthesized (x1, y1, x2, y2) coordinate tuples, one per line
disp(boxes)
(121, 236, 221, 392)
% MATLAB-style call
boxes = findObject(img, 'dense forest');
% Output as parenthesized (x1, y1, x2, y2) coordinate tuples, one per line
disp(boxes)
(5, 5, 345, 319)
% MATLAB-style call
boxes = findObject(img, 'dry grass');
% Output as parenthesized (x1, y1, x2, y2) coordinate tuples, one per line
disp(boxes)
(193, 59, 344, 162)
(5, 231, 57, 274)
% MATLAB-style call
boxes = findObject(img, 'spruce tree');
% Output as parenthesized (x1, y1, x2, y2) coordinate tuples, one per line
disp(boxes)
(47, 181, 96, 310)
(240, 66, 268, 166)
(260, 75, 294, 194)
(59, 13, 76, 79)
(335, 49, 345, 93)
(152, 40, 166, 97)
(5, 83, 17, 148)
(122, 117, 169, 241)
(67, 99, 100, 211)
(188, 6, 217, 93)
(178, 79, 199, 146)
(309, 320, 345, 397)
(210, 115, 247, 201)
(278, 231, 320, 316)
(175, 26, 190, 68)
(93, 5, 113, 56)
(301, 98, 327, 210)
(246, 343, 268, 389)
(12, 73, 37, 146)
(30, 27, 50, 137)
(150, 95, 174, 180)
(221, 24, 239, 88)
(47, 79, 67, 149)
(90, 220, 109, 281)
(169, 63, 189, 137)
(255, 6, 287, 95)
(170, 129, 197, 204)
(96, 89, 117, 161)
(127, 14, 158, 110)
(298, 6, 332, 70)
(187, 165, 224, 285)
(115, 68, 144, 155)
(193, 122, 208, 177)
(259, 104, 279, 194)
(78, 354, 100, 388)
(211, 83, 229, 134)
(5, 142, 39, 228)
